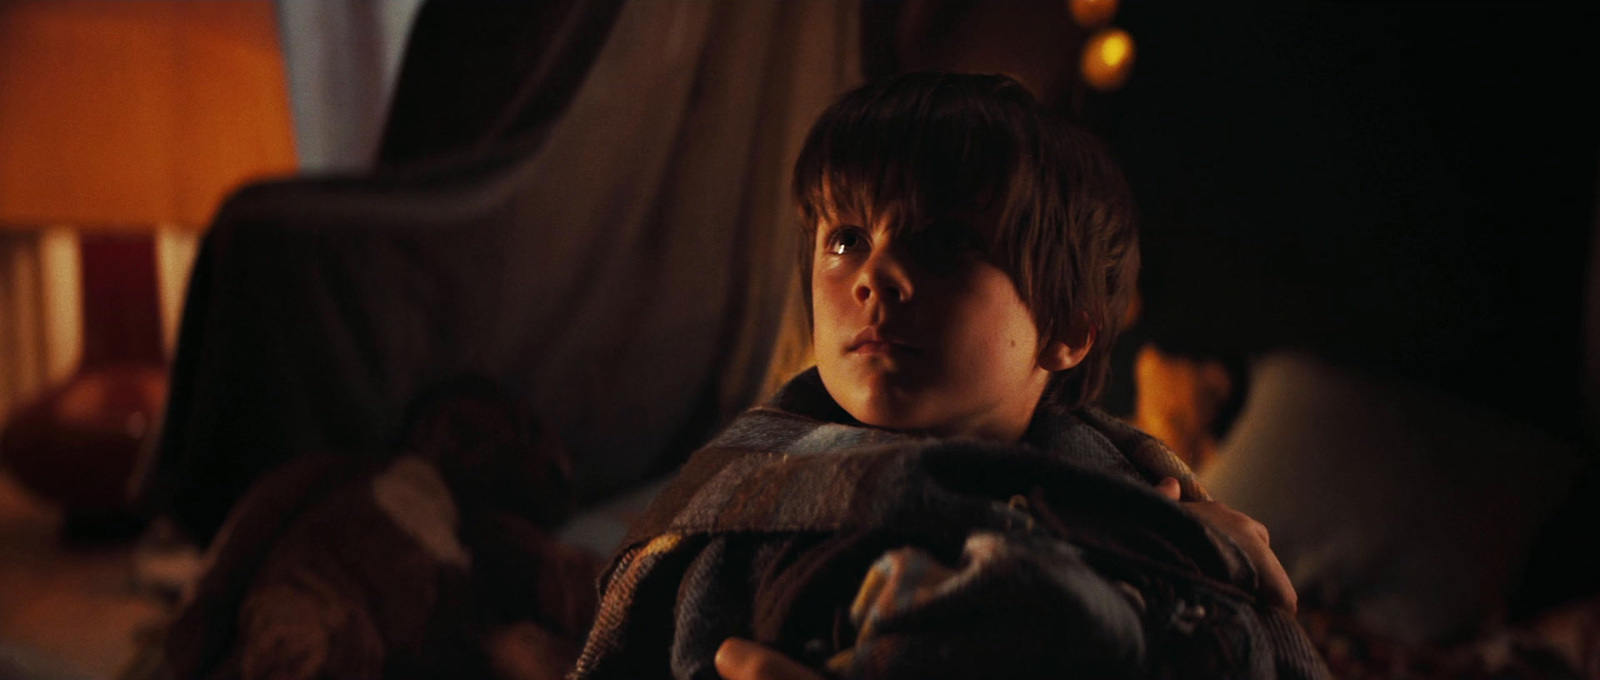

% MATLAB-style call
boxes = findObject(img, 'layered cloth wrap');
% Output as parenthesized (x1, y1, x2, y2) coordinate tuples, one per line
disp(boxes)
(573, 369, 1330, 680)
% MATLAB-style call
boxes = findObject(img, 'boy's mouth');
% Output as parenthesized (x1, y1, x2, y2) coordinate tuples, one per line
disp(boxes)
(847, 328, 916, 356)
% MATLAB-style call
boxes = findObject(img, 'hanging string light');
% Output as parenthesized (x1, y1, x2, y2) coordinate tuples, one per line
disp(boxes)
(1068, 0, 1135, 92)
(1082, 27, 1135, 91)
(1069, 0, 1117, 29)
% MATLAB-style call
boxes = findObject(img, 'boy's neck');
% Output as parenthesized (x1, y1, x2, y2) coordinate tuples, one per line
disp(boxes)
(776, 367, 1047, 444)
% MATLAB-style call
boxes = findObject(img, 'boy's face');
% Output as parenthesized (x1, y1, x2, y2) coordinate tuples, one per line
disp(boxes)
(811, 205, 1081, 442)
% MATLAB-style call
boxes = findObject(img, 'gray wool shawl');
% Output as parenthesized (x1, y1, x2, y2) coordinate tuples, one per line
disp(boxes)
(572, 368, 1329, 680)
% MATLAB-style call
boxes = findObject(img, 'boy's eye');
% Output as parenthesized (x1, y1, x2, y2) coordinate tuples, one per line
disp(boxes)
(824, 228, 868, 255)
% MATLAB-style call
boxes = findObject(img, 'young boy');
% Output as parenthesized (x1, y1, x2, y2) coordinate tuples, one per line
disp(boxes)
(573, 72, 1325, 680)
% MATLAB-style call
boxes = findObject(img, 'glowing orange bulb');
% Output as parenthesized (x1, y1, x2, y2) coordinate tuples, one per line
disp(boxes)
(1069, 0, 1118, 28)
(1081, 27, 1135, 91)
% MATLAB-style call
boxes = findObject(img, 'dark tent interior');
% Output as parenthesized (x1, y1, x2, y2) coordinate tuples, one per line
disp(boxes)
(0, 1, 1595, 678)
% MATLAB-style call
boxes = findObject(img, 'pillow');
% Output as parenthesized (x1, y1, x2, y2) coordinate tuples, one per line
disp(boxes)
(1200, 352, 1583, 645)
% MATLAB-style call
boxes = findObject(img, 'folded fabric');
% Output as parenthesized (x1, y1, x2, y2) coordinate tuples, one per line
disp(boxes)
(572, 368, 1329, 680)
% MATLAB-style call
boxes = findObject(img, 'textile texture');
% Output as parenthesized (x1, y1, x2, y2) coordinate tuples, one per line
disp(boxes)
(162, 377, 603, 680)
(141, 1, 861, 548)
(572, 368, 1329, 680)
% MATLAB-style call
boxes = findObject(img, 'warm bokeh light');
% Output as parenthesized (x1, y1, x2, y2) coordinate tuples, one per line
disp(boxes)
(1131, 343, 1233, 472)
(0, 1, 297, 230)
(1081, 27, 1135, 91)
(1068, 0, 1118, 29)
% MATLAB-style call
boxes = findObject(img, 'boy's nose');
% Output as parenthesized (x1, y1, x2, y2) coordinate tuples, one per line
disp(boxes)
(855, 250, 914, 304)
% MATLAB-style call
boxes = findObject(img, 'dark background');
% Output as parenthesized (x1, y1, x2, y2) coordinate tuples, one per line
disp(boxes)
(1092, 3, 1598, 447)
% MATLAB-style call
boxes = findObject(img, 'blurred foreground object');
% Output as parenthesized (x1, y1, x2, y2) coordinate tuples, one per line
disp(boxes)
(163, 378, 602, 680)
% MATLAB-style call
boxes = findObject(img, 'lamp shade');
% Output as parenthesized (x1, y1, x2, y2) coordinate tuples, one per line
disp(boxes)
(0, 1, 297, 528)
(0, 0, 297, 230)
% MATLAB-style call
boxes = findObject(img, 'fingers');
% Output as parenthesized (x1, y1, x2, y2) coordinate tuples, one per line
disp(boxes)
(1253, 539, 1298, 614)
(1180, 500, 1298, 614)
(1156, 476, 1182, 501)
(1231, 513, 1296, 613)
(1160, 478, 1297, 611)
(716, 638, 825, 680)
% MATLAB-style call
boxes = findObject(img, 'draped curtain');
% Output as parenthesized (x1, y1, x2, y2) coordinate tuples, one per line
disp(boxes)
(274, 0, 421, 173)
(140, 0, 859, 544)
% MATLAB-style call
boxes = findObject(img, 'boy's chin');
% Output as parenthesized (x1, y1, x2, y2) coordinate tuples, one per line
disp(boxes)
(820, 364, 953, 433)
(837, 389, 944, 435)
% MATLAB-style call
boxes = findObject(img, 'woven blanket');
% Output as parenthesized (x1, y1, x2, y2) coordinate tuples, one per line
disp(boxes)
(572, 369, 1329, 680)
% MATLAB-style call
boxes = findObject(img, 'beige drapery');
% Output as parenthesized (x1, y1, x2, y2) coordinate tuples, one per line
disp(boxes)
(141, 1, 862, 542)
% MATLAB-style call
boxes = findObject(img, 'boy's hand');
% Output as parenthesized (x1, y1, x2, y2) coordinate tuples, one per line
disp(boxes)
(716, 638, 823, 680)
(1156, 477, 1297, 613)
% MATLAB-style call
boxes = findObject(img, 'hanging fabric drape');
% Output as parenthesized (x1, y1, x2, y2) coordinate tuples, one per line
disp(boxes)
(139, 0, 860, 545)
(274, 0, 421, 173)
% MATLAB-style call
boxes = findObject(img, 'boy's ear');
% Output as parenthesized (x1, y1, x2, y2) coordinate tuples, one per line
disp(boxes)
(1039, 327, 1095, 372)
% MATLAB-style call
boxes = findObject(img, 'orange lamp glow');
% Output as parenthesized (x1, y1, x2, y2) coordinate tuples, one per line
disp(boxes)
(0, 0, 297, 231)
(0, 1, 296, 523)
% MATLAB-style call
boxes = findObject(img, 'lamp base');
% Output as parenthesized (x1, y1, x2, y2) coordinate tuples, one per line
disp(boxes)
(0, 232, 169, 538)
(0, 363, 167, 527)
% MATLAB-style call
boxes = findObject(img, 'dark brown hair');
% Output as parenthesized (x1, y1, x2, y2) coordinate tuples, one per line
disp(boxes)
(792, 72, 1139, 408)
